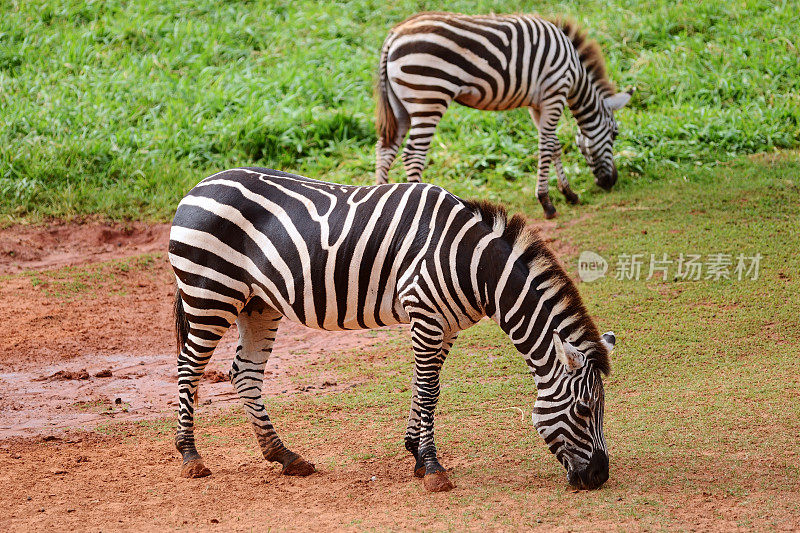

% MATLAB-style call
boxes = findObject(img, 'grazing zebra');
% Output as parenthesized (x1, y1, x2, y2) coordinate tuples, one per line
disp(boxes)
(375, 12, 632, 219)
(169, 167, 616, 492)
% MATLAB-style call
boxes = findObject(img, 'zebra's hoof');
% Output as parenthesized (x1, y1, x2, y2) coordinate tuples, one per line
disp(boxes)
(564, 192, 580, 205)
(414, 465, 426, 478)
(423, 471, 455, 492)
(181, 459, 211, 478)
(281, 456, 316, 476)
(543, 208, 558, 220)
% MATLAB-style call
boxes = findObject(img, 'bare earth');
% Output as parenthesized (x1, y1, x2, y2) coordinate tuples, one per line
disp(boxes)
(0, 221, 388, 438)
(0, 220, 797, 531)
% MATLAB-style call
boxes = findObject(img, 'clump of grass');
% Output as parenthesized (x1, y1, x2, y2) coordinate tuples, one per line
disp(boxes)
(20, 253, 162, 299)
(233, 109, 373, 167)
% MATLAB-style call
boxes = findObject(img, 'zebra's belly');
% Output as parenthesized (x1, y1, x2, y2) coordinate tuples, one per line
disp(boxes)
(265, 291, 411, 332)
(454, 87, 531, 111)
(333, 309, 410, 331)
(454, 87, 483, 108)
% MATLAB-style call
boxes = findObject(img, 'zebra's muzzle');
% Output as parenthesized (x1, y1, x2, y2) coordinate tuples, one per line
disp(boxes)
(595, 166, 617, 191)
(567, 450, 609, 490)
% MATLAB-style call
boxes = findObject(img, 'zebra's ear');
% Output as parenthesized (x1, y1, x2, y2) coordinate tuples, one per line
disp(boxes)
(605, 92, 631, 111)
(553, 330, 585, 372)
(601, 331, 616, 354)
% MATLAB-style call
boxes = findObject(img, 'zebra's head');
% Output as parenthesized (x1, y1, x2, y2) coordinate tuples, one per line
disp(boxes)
(575, 91, 632, 190)
(532, 330, 616, 489)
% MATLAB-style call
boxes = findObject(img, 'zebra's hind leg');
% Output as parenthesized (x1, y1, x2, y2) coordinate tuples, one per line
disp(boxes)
(401, 104, 449, 183)
(233, 308, 316, 476)
(175, 292, 234, 478)
(375, 109, 410, 185)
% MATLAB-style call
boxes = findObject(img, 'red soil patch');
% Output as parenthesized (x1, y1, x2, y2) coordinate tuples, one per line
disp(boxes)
(0, 220, 170, 273)
(203, 370, 229, 383)
(0, 221, 399, 437)
(2, 426, 797, 532)
(35, 369, 91, 381)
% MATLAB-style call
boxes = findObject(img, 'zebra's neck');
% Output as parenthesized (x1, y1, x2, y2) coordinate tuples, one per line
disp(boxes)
(478, 238, 567, 385)
(567, 67, 612, 136)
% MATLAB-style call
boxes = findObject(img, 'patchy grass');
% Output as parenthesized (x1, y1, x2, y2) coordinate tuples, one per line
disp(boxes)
(1, 0, 798, 220)
(15, 253, 162, 299)
(557, 151, 800, 497)
(73, 399, 130, 414)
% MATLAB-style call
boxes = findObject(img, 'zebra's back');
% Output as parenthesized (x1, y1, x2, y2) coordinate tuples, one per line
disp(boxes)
(387, 12, 577, 111)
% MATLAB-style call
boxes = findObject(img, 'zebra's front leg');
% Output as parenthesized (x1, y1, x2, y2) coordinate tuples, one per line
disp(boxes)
(411, 323, 457, 492)
(233, 310, 316, 476)
(405, 333, 458, 479)
(553, 143, 580, 205)
(536, 135, 558, 219)
(534, 100, 568, 219)
(529, 106, 579, 208)
(404, 367, 424, 478)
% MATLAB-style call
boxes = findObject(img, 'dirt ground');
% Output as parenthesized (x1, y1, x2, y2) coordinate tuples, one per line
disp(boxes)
(1, 220, 796, 532)
(0, 221, 413, 530)
(3, 426, 789, 532)
(0, 221, 390, 438)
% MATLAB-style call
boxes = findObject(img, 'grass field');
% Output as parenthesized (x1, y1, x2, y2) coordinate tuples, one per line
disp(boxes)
(2, 0, 800, 530)
(1, 0, 799, 219)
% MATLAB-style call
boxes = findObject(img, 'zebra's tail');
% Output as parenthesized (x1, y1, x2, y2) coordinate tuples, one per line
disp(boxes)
(375, 33, 398, 146)
(174, 288, 189, 356)
(174, 287, 201, 406)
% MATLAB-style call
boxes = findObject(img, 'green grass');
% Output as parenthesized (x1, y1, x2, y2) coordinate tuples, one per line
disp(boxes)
(1, 0, 799, 220)
(564, 151, 800, 478)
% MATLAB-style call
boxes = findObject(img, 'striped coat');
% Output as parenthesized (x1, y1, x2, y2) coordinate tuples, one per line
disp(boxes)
(374, 12, 632, 218)
(169, 167, 615, 491)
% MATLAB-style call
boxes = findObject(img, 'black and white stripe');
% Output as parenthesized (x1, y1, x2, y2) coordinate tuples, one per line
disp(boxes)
(374, 12, 632, 219)
(169, 167, 615, 490)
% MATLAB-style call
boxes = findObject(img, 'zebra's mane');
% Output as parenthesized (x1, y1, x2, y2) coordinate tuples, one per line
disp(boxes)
(391, 12, 616, 98)
(549, 17, 617, 97)
(462, 199, 611, 375)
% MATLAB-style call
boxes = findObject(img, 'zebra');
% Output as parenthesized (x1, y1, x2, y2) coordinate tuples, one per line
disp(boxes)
(374, 12, 632, 219)
(169, 167, 616, 492)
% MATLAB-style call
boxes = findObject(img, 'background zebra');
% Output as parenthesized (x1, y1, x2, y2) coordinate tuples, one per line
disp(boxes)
(375, 12, 632, 219)
(169, 167, 616, 492)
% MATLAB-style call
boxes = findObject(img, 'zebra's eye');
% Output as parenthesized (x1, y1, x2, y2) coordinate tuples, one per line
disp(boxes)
(576, 402, 591, 418)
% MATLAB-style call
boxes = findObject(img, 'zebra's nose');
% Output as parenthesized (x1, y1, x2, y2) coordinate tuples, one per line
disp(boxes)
(597, 167, 617, 190)
(585, 450, 609, 488)
(567, 450, 609, 490)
